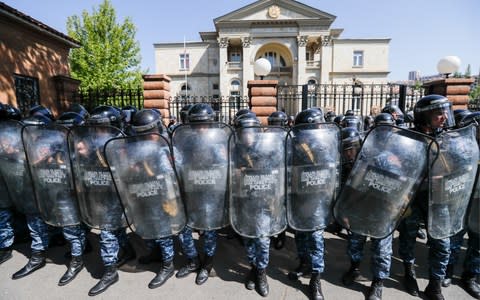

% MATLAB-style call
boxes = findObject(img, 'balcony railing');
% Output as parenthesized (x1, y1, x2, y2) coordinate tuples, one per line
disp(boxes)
(227, 61, 242, 69)
(306, 60, 321, 68)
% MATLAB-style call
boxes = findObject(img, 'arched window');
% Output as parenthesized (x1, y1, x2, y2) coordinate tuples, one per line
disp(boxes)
(230, 79, 242, 109)
(262, 51, 286, 67)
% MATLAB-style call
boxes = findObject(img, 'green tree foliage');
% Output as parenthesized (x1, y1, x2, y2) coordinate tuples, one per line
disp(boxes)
(67, 0, 143, 89)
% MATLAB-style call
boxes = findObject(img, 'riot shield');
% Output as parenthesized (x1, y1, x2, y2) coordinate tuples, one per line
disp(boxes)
(333, 125, 433, 238)
(104, 133, 185, 239)
(0, 174, 12, 209)
(428, 125, 479, 239)
(230, 127, 287, 238)
(22, 124, 81, 227)
(0, 120, 37, 214)
(468, 171, 480, 234)
(287, 123, 341, 231)
(172, 122, 232, 230)
(68, 125, 125, 230)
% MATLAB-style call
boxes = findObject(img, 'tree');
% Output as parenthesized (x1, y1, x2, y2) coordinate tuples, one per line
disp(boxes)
(67, 0, 143, 90)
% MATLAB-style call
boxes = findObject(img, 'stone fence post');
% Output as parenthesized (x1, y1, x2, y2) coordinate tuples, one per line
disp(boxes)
(143, 74, 171, 118)
(247, 80, 278, 125)
(423, 77, 474, 110)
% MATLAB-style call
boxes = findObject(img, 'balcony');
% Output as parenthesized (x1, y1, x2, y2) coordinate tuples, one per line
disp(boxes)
(306, 60, 321, 69)
(227, 61, 242, 70)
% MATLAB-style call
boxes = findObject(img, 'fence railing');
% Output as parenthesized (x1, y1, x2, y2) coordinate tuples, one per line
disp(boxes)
(70, 88, 144, 112)
(277, 83, 424, 117)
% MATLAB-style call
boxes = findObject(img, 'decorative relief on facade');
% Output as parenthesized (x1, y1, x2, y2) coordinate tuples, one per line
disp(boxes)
(217, 37, 229, 48)
(297, 35, 308, 47)
(321, 35, 331, 46)
(242, 37, 252, 48)
(268, 5, 281, 19)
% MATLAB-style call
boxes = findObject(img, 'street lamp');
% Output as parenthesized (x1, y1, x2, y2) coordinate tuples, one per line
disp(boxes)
(437, 56, 461, 78)
(254, 58, 271, 80)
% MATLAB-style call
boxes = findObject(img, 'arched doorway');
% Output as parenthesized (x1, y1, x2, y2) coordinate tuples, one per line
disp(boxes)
(255, 43, 293, 84)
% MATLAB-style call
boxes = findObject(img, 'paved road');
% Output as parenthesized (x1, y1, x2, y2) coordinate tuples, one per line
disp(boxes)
(0, 229, 475, 300)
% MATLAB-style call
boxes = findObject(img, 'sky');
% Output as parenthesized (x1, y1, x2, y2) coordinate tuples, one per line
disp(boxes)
(3, 0, 479, 81)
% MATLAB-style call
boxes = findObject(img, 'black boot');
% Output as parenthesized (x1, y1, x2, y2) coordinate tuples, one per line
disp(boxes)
(88, 265, 119, 296)
(342, 260, 361, 286)
(442, 264, 454, 287)
(424, 278, 445, 300)
(309, 272, 324, 300)
(245, 264, 256, 290)
(148, 260, 174, 289)
(176, 256, 200, 278)
(196, 255, 214, 285)
(138, 248, 163, 264)
(12, 250, 46, 279)
(256, 268, 269, 297)
(0, 247, 12, 265)
(58, 255, 84, 286)
(461, 271, 480, 299)
(367, 278, 383, 300)
(403, 263, 419, 296)
(117, 242, 136, 267)
(288, 257, 311, 280)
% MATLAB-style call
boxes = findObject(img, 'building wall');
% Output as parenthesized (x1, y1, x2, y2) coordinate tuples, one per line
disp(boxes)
(0, 17, 72, 115)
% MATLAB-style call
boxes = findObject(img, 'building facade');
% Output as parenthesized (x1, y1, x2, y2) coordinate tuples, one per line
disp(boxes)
(154, 0, 390, 100)
(0, 2, 80, 116)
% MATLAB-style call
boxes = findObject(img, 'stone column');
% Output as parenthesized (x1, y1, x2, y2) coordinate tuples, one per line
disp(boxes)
(423, 77, 475, 110)
(296, 35, 308, 86)
(242, 36, 253, 96)
(248, 80, 278, 125)
(319, 35, 332, 84)
(143, 74, 171, 118)
(218, 37, 229, 97)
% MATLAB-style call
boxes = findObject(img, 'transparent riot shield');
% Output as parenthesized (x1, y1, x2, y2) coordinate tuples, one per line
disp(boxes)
(22, 124, 81, 227)
(230, 127, 287, 238)
(104, 133, 185, 239)
(468, 171, 480, 234)
(428, 124, 479, 239)
(0, 120, 37, 214)
(333, 125, 434, 238)
(0, 174, 12, 209)
(68, 125, 125, 230)
(172, 122, 232, 230)
(287, 123, 341, 231)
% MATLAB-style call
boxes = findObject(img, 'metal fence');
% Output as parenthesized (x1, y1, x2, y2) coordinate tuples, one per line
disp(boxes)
(277, 83, 424, 117)
(168, 95, 250, 124)
(70, 88, 144, 111)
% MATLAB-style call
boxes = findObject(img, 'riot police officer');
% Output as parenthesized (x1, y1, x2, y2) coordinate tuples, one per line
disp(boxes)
(381, 104, 405, 126)
(397, 94, 459, 300)
(173, 103, 230, 286)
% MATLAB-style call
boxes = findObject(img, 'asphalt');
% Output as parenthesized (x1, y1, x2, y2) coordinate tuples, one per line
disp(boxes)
(0, 229, 475, 300)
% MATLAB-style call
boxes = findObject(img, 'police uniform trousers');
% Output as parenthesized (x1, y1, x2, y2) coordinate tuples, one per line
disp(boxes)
(244, 237, 271, 270)
(448, 229, 480, 276)
(179, 226, 217, 259)
(398, 200, 450, 280)
(155, 237, 175, 262)
(0, 209, 14, 249)
(100, 228, 127, 266)
(295, 230, 325, 274)
(347, 232, 393, 279)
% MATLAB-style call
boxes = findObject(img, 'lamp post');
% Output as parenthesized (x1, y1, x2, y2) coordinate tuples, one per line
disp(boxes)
(254, 58, 271, 80)
(437, 56, 461, 78)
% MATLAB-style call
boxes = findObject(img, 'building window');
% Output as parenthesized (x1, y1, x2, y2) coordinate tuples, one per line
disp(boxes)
(179, 53, 190, 70)
(229, 51, 241, 62)
(213, 83, 219, 90)
(353, 51, 364, 67)
(230, 80, 241, 109)
(261, 51, 287, 68)
(14, 74, 39, 114)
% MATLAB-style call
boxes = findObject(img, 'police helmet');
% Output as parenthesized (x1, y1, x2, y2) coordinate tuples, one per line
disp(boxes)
(187, 103, 215, 122)
(29, 104, 54, 120)
(0, 104, 22, 121)
(325, 111, 337, 122)
(88, 105, 122, 127)
(374, 113, 395, 126)
(22, 114, 52, 126)
(69, 103, 90, 119)
(381, 105, 403, 116)
(267, 111, 288, 126)
(364, 115, 375, 131)
(234, 113, 261, 128)
(344, 109, 355, 116)
(294, 108, 324, 125)
(341, 127, 361, 150)
(342, 115, 360, 128)
(56, 112, 85, 127)
(179, 104, 193, 124)
(459, 111, 480, 128)
(131, 109, 162, 134)
(121, 105, 138, 124)
(413, 94, 455, 129)
(333, 115, 345, 126)
(235, 108, 253, 119)
(453, 109, 471, 128)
